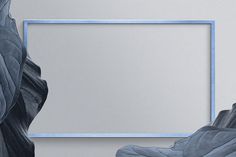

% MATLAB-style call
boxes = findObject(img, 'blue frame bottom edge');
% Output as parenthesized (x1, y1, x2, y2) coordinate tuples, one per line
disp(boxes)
(29, 133, 192, 138)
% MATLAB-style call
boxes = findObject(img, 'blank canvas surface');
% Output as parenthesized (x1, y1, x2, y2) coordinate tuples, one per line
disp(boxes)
(27, 24, 210, 134)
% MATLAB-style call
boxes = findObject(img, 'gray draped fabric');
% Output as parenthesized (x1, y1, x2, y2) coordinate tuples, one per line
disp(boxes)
(116, 105, 236, 157)
(0, 0, 48, 156)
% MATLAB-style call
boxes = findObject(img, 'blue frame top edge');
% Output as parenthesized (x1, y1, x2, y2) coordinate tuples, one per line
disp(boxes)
(23, 19, 215, 24)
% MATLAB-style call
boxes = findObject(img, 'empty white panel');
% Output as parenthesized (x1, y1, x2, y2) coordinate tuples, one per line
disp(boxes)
(27, 23, 210, 134)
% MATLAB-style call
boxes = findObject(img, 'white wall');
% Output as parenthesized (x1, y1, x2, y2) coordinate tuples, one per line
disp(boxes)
(10, 0, 236, 156)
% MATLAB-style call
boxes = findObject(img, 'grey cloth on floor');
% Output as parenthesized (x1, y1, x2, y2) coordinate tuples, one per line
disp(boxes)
(0, 0, 48, 156)
(116, 104, 236, 157)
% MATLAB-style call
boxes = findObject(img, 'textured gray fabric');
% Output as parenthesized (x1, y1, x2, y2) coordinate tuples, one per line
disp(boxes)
(116, 105, 236, 157)
(0, 0, 48, 156)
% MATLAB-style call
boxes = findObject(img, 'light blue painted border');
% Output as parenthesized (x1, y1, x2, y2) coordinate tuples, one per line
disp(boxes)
(29, 133, 191, 138)
(23, 19, 215, 138)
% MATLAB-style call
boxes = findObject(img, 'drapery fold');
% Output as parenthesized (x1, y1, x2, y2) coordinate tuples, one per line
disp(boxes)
(0, 0, 48, 156)
(116, 105, 236, 157)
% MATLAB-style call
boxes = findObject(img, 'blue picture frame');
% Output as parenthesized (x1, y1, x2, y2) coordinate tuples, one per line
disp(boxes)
(23, 19, 215, 138)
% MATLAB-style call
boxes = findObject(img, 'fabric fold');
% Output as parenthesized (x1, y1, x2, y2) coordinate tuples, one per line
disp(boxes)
(0, 0, 48, 156)
(116, 105, 236, 157)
